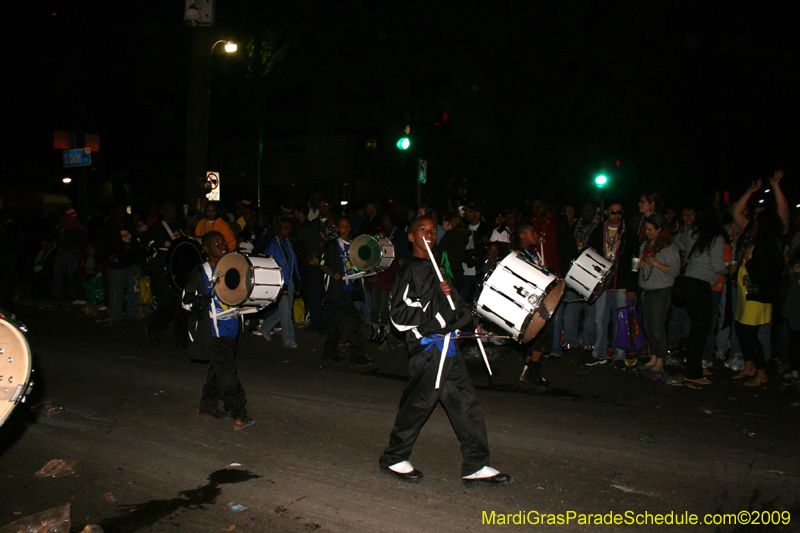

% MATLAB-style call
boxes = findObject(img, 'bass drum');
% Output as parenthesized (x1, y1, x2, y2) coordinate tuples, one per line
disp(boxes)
(564, 247, 616, 303)
(0, 313, 33, 427)
(166, 238, 204, 295)
(214, 253, 284, 308)
(475, 252, 565, 343)
(349, 235, 395, 273)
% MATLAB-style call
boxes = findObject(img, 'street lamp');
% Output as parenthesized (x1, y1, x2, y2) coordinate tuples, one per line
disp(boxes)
(185, 34, 237, 213)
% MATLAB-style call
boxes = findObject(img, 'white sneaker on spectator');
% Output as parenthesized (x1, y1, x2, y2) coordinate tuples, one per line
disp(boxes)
(72, 299, 88, 305)
(96, 304, 107, 311)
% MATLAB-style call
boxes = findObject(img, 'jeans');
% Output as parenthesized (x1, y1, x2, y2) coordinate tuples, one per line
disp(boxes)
(592, 289, 630, 360)
(260, 280, 295, 344)
(550, 291, 581, 355)
(716, 283, 743, 357)
(581, 301, 597, 348)
(641, 287, 672, 359)
(460, 275, 477, 304)
(107, 266, 140, 321)
(53, 249, 80, 298)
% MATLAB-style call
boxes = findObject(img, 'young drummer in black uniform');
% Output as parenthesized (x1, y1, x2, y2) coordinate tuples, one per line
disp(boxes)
(182, 231, 255, 431)
(379, 216, 511, 486)
(516, 221, 553, 388)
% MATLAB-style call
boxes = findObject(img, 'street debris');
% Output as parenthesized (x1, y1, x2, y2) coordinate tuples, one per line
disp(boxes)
(34, 459, 77, 478)
(102, 492, 116, 503)
(80, 526, 103, 532)
(229, 504, 248, 512)
(740, 429, 756, 437)
(30, 401, 64, 418)
(0, 503, 71, 533)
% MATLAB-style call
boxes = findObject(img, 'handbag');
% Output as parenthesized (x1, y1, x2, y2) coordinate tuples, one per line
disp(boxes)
(671, 241, 697, 308)
(613, 304, 646, 352)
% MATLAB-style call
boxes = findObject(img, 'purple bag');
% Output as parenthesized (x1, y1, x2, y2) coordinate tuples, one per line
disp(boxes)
(613, 304, 646, 352)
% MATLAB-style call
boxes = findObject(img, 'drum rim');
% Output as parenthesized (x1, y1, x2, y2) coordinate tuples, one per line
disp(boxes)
(166, 237, 204, 295)
(0, 318, 33, 427)
(215, 252, 257, 307)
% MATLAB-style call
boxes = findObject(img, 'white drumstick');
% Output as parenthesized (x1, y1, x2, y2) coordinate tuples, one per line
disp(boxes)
(476, 332, 493, 376)
(435, 332, 451, 389)
(422, 238, 455, 311)
(539, 241, 545, 266)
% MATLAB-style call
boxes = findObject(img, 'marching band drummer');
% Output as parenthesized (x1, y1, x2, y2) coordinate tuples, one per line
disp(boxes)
(515, 221, 555, 389)
(182, 231, 256, 431)
(379, 216, 511, 487)
(145, 201, 189, 348)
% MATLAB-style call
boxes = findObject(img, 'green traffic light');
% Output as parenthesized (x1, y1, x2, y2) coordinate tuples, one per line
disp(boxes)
(396, 137, 410, 150)
(595, 175, 607, 187)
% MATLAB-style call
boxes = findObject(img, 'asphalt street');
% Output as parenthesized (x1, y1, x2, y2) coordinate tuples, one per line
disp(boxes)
(1, 300, 799, 533)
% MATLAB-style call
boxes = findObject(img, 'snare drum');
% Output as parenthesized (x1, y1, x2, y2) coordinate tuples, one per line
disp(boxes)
(475, 252, 565, 343)
(0, 314, 33, 427)
(214, 253, 284, 307)
(564, 247, 616, 303)
(349, 235, 395, 273)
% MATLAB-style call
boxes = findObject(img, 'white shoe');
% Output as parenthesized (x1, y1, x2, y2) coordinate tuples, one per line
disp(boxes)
(463, 466, 500, 479)
(72, 299, 88, 305)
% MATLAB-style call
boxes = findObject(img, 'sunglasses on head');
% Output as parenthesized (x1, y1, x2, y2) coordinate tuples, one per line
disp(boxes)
(609, 210, 624, 215)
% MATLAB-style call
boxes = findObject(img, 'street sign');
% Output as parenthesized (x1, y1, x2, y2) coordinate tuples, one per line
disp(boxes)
(63, 148, 91, 168)
(205, 172, 220, 201)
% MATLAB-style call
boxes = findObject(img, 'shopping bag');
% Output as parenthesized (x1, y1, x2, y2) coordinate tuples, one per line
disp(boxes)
(139, 275, 153, 305)
(613, 304, 646, 352)
(293, 297, 305, 325)
(83, 275, 105, 303)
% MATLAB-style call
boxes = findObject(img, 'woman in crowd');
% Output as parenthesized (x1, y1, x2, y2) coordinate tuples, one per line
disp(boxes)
(731, 194, 785, 387)
(673, 205, 730, 385)
(633, 192, 664, 246)
(782, 247, 800, 385)
(638, 214, 680, 373)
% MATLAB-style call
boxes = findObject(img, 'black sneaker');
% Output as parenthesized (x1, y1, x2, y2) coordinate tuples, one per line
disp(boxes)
(233, 415, 256, 431)
(520, 361, 548, 388)
(585, 358, 609, 367)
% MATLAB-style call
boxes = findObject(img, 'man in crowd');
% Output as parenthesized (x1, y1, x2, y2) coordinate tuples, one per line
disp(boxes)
(195, 201, 236, 253)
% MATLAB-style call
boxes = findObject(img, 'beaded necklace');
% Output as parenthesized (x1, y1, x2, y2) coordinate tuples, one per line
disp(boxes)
(639, 239, 657, 281)
(603, 220, 624, 262)
(574, 215, 600, 249)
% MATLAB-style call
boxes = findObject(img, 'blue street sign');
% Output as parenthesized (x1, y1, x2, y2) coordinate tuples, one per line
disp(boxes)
(63, 148, 91, 168)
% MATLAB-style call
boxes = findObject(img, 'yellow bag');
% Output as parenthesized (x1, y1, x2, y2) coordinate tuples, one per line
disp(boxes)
(293, 297, 305, 325)
(139, 275, 153, 305)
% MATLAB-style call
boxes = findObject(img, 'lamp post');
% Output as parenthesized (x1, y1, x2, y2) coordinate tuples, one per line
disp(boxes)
(184, 33, 237, 213)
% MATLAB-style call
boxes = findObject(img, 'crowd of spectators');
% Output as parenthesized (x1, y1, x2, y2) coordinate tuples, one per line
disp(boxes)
(0, 171, 797, 389)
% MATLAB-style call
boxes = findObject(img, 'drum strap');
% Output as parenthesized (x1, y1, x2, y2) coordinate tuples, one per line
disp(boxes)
(202, 263, 220, 336)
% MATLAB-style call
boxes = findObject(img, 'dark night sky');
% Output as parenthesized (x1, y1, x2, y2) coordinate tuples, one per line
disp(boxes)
(7, 1, 800, 211)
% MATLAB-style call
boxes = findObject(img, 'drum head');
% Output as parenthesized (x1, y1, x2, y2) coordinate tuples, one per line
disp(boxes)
(588, 265, 618, 304)
(215, 253, 253, 307)
(0, 317, 33, 427)
(167, 238, 204, 295)
(350, 235, 382, 271)
(521, 279, 566, 343)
